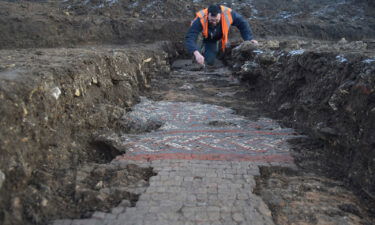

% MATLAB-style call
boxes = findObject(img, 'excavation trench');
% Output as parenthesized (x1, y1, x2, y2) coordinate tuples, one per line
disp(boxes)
(1, 40, 375, 225)
(1, 1, 375, 224)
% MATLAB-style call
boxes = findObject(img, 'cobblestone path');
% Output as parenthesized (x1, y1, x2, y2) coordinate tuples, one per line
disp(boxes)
(52, 61, 300, 225)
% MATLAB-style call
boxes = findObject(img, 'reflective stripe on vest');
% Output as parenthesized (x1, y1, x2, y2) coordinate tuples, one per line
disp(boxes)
(220, 5, 233, 52)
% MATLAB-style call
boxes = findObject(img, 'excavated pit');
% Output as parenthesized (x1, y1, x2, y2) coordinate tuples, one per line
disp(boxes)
(1, 1, 375, 225)
(0, 39, 374, 224)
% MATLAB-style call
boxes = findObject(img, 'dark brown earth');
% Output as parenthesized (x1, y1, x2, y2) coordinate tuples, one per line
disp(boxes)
(1, 0, 375, 49)
(0, 0, 375, 225)
(225, 38, 375, 202)
(0, 43, 174, 224)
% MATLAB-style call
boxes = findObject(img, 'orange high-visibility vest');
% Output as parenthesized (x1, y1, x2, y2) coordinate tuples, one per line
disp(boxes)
(194, 5, 233, 52)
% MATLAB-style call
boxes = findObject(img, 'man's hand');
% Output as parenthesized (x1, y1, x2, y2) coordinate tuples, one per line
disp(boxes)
(194, 51, 205, 65)
(250, 39, 258, 45)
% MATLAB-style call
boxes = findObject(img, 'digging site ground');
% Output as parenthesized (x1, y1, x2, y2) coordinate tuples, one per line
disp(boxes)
(0, 0, 375, 225)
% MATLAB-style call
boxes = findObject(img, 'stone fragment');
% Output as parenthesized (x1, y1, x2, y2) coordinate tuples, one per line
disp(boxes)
(74, 89, 80, 97)
(278, 102, 292, 112)
(232, 212, 245, 222)
(92, 77, 98, 84)
(263, 40, 280, 49)
(52, 220, 72, 225)
(119, 199, 131, 207)
(257, 54, 277, 65)
(111, 206, 125, 214)
(50, 87, 61, 100)
(143, 58, 152, 63)
(179, 83, 194, 90)
(0, 170, 5, 189)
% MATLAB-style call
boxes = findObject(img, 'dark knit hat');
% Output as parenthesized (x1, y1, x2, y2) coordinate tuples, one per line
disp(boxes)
(208, 4, 221, 16)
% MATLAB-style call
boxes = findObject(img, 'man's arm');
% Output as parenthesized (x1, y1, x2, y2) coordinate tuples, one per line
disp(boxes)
(231, 11, 255, 42)
(185, 18, 205, 64)
(185, 18, 203, 54)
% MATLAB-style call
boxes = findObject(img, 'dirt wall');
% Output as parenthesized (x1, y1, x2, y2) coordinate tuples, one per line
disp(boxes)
(228, 40, 375, 199)
(0, 42, 173, 224)
(0, 1, 188, 49)
(1, 0, 374, 49)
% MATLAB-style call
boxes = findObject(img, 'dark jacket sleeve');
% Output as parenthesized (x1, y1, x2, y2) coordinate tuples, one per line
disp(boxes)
(185, 18, 203, 54)
(231, 11, 253, 41)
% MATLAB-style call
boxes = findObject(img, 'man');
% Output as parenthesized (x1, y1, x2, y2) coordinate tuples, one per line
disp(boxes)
(185, 4, 258, 66)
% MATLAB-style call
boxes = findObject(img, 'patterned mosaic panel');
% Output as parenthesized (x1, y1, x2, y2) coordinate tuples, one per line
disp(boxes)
(116, 98, 299, 162)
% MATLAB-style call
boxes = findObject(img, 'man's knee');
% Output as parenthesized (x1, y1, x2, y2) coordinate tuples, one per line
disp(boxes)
(205, 55, 216, 65)
(204, 48, 217, 65)
(204, 42, 218, 65)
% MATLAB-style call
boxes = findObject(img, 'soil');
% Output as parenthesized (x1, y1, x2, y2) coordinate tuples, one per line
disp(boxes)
(1, 0, 375, 49)
(0, 0, 375, 225)
(225, 38, 375, 201)
(0, 43, 173, 225)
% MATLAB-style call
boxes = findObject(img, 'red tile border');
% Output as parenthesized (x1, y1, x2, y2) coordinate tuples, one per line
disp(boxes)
(115, 153, 294, 163)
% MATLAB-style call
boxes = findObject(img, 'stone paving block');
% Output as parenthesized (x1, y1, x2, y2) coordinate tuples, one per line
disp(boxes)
(195, 211, 209, 221)
(208, 197, 220, 206)
(220, 193, 237, 200)
(159, 201, 183, 209)
(222, 173, 234, 179)
(134, 204, 149, 212)
(142, 212, 158, 221)
(124, 207, 137, 214)
(105, 214, 117, 220)
(183, 176, 194, 182)
(149, 176, 159, 182)
(166, 186, 183, 193)
(207, 187, 218, 194)
(179, 221, 195, 225)
(149, 181, 162, 187)
(207, 210, 221, 220)
(182, 206, 197, 218)
(70, 219, 102, 225)
(195, 222, 211, 225)
(207, 206, 220, 212)
(220, 205, 233, 213)
(91, 212, 108, 220)
(236, 192, 249, 200)
(220, 212, 232, 222)
(232, 212, 245, 222)
(211, 221, 223, 225)
(143, 220, 170, 225)
(116, 213, 128, 222)
(221, 221, 237, 225)
(148, 200, 162, 206)
(111, 206, 125, 215)
(157, 211, 179, 221)
(51, 220, 72, 225)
